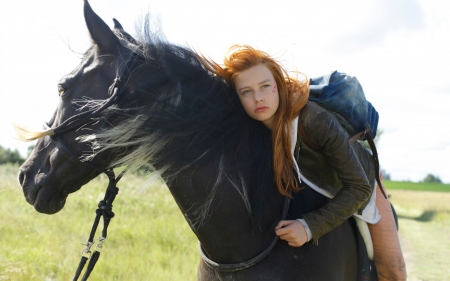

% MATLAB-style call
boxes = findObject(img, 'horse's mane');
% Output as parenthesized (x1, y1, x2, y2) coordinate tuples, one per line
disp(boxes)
(82, 19, 274, 224)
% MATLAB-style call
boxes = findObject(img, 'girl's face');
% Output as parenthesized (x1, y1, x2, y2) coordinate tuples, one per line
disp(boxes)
(234, 64, 280, 130)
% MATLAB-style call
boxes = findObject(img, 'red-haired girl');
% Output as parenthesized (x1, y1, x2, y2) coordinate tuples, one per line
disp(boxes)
(204, 44, 406, 281)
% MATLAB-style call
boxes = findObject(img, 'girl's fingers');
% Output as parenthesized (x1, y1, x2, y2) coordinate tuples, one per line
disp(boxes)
(275, 220, 294, 230)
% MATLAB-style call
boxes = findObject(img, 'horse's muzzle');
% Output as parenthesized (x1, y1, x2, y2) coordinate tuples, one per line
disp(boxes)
(18, 169, 67, 214)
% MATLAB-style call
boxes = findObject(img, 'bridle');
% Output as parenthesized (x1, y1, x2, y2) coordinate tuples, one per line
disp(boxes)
(199, 193, 291, 272)
(44, 52, 139, 281)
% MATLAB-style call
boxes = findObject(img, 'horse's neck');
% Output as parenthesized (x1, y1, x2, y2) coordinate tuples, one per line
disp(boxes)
(165, 163, 285, 264)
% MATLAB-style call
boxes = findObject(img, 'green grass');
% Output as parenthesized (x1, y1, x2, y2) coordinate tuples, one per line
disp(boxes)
(384, 180, 450, 192)
(2, 163, 450, 280)
(388, 188, 450, 281)
(385, 181, 450, 280)
(0, 164, 198, 281)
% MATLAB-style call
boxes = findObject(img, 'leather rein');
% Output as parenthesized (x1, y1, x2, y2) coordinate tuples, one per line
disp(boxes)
(45, 53, 138, 281)
(199, 193, 291, 272)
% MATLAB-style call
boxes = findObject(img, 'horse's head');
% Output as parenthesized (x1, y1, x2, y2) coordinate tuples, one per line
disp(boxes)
(17, 1, 133, 214)
(17, 0, 267, 224)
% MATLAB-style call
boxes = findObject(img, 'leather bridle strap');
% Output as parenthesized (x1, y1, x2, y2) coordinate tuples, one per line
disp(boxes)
(52, 52, 139, 136)
(41, 53, 139, 281)
(72, 168, 127, 281)
(46, 52, 140, 175)
(199, 193, 291, 272)
(44, 124, 106, 173)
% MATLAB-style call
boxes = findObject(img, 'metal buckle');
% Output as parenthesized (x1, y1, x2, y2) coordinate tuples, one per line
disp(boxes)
(81, 240, 94, 259)
(94, 236, 107, 253)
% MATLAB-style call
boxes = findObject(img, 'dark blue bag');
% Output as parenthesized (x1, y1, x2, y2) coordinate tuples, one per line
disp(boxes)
(309, 70, 379, 140)
(300, 71, 386, 198)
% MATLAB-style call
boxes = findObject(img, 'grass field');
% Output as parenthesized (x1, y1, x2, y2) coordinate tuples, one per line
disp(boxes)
(384, 181, 450, 281)
(0, 164, 199, 280)
(1, 164, 449, 280)
(384, 180, 450, 192)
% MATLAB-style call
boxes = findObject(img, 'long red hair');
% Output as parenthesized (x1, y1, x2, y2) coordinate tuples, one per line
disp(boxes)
(200, 45, 309, 196)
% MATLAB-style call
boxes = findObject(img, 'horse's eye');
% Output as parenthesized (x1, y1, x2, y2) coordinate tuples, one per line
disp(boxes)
(59, 88, 66, 96)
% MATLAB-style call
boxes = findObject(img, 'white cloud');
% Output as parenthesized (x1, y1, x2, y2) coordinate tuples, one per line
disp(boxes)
(325, 0, 425, 55)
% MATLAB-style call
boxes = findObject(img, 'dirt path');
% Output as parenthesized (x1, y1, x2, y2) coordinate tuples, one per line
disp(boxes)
(390, 190, 450, 281)
(398, 227, 418, 281)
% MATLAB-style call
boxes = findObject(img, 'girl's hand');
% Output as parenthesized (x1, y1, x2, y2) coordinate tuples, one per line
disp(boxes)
(275, 220, 308, 247)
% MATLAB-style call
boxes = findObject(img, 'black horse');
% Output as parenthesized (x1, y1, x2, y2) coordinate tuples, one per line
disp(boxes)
(17, 1, 361, 280)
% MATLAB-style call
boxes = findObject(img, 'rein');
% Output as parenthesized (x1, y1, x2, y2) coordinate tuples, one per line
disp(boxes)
(44, 53, 139, 280)
(73, 168, 126, 281)
(199, 192, 291, 272)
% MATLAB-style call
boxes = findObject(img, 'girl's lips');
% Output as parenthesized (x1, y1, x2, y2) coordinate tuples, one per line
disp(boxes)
(255, 106, 268, 113)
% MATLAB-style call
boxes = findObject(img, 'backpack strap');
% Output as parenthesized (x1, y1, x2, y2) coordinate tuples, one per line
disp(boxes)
(364, 128, 387, 199)
(348, 131, 364, 143)
(297, 120, 387, 199)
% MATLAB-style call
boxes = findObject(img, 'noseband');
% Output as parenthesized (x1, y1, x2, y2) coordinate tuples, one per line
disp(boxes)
(44, 52, 139, 281)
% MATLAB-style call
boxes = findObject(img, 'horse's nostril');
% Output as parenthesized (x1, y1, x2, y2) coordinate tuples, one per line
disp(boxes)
(18, 170, 26, 186)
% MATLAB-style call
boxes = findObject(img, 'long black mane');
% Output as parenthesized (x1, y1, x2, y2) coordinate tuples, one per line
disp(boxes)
(83, 19, 274, 223)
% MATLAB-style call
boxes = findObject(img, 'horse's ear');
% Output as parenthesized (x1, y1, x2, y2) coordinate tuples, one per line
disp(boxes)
(83, 0, 121, 54)
(113, 18, 138, 45)
(113, 18, 124, 30)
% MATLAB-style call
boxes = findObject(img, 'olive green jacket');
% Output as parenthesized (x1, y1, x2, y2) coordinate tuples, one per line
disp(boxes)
(294, 102, 375, 243)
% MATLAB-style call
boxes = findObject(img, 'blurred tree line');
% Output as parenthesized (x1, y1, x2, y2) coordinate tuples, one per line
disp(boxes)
(422, 174, 442, 183)
(0, 145, 24, 165)
(0, 144, 34, 165)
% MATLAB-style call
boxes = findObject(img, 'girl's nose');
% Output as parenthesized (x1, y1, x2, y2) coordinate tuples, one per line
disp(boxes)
(254, 91, 264, 102)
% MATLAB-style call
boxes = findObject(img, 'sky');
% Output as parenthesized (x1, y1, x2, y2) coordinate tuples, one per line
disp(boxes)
(0, 0, 449, 182)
